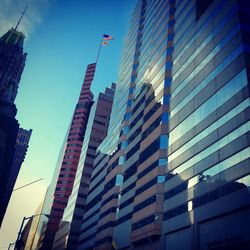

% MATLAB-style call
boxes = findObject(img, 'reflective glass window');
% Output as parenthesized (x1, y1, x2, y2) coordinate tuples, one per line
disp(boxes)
(115, 174, 124, 186)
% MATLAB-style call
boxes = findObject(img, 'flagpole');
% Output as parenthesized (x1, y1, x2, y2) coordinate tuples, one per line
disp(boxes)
(96, 36, 103, 66)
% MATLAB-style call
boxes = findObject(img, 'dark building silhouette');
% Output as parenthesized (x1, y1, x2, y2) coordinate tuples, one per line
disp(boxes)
(0, 27, 28, 227)
(0, 128, 32, 227)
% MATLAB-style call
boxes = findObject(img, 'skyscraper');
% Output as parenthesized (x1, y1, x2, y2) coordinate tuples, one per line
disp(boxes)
(40, 63, 96, 249)
(0, 28, 27, 102)
(0, 26, 28, 226)
(163, 0, 250, 249)
(53, 83, 115, 250)
(79, 0, 173, 249)
(78, 0, 250, 250)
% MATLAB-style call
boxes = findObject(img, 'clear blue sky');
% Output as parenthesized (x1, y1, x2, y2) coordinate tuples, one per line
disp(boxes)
(0, 0, 136, 247)
(16, 0, 136, 186)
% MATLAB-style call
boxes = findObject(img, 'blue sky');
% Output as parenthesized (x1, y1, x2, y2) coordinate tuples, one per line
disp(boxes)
(16, 0, 136, 186)
(0, 0, 136, 247)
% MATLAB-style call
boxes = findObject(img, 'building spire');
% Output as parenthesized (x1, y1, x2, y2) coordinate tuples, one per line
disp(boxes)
(14, 4, 28, 31)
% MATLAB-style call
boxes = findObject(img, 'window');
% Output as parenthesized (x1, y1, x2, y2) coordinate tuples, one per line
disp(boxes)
(115, 174, 124, 186)
(157, 175, 165, 183)
(124, 112, 131, 120)
(122, 126, 130, 135)
(126, 142, 140, 160)
(119, 156, 126, 165)
(159, 158, 167, 166)
(160, 135, 168, 149)
(162, 113, 169, 123)
(127, 99, 132, 106)
(121, 141, 128, 149)
(196, 0, 214, 20)
(139, 137, 160, 163)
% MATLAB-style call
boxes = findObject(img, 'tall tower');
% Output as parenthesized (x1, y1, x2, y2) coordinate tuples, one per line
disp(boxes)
(40, 63, 96, 249)
(53, 83, 116, 250)
(163, 0, 250, 249)
(0, 28, 27, 102)
(78, 0, 174, 248)
(0, 19, 28, 226)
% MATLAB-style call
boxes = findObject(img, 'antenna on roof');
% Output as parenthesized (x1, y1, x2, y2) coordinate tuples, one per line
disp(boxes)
(14, 4, 28, 31)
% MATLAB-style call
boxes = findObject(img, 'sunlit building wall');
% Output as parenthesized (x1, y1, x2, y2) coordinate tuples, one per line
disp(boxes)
(79, 0, 174, 249)
(163, 0, 250, 249)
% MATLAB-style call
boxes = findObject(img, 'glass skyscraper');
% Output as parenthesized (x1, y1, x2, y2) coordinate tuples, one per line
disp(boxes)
(79, 0, 174, 249)
(78, 0, 250, 250)
(163, 0, 250, 249)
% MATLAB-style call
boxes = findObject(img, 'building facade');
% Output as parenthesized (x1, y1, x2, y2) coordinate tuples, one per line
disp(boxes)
(79, 0, 250, 250)
(163, 0, 250, 249)
(79, 0, 174, 249)
(0, 27, 28, 226)
(53, 83, 115, 250)
(40, 63, 96, 249)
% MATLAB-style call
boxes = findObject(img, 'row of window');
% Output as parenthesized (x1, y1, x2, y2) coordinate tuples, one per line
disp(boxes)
(117, 212, 133, 225)
(99, 207, 116, 220)
(82, 207, 100, 224)
(172, 22, 240, 103)
(123, 161, 138, 182)
(134, 195, 156, 213)
(143, 102, 161, 124)
(87, 175, 105, 197)
(130, 110, 143, 128)
(78, 232, 96, 245)
(171, 121, 250, 176)
(169, 97, 250, 163)
(132, 214, 155, 231)
(139, 137, 160, 164)
(95, 236, 113, 246)
(165, 147, 250, 200)
(85, 191, 103, 211)
(141, 115, 161, 141)
(171, 26, 242, 119)
(96, 221, 115, 233)
(119, 196, 134, 210)
(164, 174, 250, 220)
(80, 220, 98, 235)
(121, 181, 136, 196)
(126, 141, 140, 161)
(132, 95, 145, 115)
(67, 143, 82, 148)
(128, 125, 142, 144)
(101, 193, 119, 207)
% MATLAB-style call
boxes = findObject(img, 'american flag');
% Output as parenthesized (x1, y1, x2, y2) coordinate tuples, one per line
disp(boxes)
(103, 34, 114, 41)
(102, 41, 109, 46)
